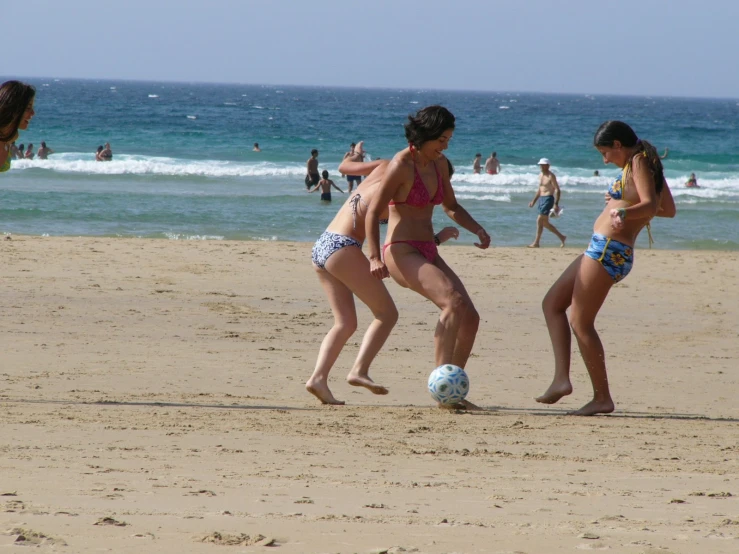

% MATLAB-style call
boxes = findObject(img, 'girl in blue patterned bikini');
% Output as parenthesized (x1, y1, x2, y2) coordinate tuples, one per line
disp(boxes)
(307, 151, 459, 405)
(536, 121, 676, 416)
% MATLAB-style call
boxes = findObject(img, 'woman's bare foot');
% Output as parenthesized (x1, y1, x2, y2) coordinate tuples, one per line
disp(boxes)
(535, 380, 573, 404)
(527, 243, 540, 248)
(560, 236, 567, 248)
(568, 398, 615, 416)
(306, 380, 345, 405)
(346, 373, 388, 395)
(439, 398, 484, 411)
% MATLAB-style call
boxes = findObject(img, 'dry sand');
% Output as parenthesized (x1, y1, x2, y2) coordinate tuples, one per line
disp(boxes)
(1, 236, 737, 553)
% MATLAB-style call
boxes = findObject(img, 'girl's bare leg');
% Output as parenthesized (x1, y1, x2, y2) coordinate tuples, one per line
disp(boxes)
(568, 256, 615, 416)
(432, 255, 480, 368)
(536, 255, 581, 404)
(385, 245, 481, 410)
(385, 245, 470, 367)
(306, 266, 357, 405)
(324, 248, 397, 394)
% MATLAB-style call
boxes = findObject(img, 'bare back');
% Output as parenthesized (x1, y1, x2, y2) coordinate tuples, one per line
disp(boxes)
(325, 162, 389, 242)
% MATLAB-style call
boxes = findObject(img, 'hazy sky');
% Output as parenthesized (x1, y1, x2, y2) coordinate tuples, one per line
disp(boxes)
(4, 0, 737, 98)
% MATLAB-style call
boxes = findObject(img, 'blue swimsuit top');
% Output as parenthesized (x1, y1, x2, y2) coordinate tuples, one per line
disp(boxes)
(608, 170, 626, 200)
(607, 153, 655, 247)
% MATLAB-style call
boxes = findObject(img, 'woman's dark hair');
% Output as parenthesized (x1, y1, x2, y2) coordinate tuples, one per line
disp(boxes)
(447, 159, 455, 177)
(405, 105, 455, 149)
(594, 120, 664, 194)
(0, 81, 36, 142)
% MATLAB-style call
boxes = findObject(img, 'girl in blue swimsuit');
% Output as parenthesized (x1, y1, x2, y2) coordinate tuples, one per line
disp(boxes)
(536, 121, 676, 416)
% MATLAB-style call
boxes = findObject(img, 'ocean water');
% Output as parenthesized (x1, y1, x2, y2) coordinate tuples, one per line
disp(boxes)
(2, 78, 739, 249)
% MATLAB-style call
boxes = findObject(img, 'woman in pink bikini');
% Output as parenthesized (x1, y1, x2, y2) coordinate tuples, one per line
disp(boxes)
(366, 106, 491, 408)
(306, 151, 461, 405)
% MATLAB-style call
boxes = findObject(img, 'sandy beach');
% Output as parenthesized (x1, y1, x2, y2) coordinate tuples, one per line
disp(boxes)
(1, 236, 737, 553)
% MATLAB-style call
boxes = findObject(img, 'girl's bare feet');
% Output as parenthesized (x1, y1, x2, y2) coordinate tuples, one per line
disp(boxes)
(305, 380, 345, 405)
(439, 398, 484, 411)
(346, 373, 388, 395)
(568, 398, 614, 416)
(535, 380, 573, 404)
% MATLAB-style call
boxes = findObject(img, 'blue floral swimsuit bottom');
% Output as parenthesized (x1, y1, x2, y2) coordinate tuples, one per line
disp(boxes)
(584, 233, 634, 283)
(312, 231, 362, 269)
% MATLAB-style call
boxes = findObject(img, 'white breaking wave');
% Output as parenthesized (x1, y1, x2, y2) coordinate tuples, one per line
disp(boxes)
(164, 233, 225, 241)
(10, 155, 308, 178)
(455, 194, 511, 202)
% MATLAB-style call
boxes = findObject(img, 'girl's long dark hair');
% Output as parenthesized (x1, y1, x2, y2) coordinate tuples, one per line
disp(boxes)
(594, 120, 664, 194)
(0, 81, 36, 142)
(404, 105, 455, 149)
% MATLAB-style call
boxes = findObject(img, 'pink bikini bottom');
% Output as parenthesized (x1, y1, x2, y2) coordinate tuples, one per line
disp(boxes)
(383, 240, 438, 263)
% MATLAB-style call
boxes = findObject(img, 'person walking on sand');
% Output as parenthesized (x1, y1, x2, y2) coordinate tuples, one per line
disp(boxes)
(472, 153, 482, 174)
(535, 120, 675, 416)
(528, 158, 566, 248)
(307, 155, 460, 405)
(305, 149, 320, 190)
(309, 170, 345, 201)
(0, 81, 36, 174)
(485, 151, 500, 175)
(366, 105, 491, 411)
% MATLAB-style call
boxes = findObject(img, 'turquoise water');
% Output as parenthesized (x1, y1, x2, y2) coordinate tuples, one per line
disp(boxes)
(2, 78, 738, 249)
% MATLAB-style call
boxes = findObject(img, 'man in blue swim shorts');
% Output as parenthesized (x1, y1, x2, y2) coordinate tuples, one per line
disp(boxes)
(342, 141, 365, 193)
(528, 158, 566, 248)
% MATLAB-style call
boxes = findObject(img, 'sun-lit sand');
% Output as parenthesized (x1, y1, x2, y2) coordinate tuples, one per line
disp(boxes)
(1, 236, 737, 553)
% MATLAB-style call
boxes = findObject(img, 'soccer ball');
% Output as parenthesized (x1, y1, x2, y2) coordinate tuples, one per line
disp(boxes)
(428, 364, 469, 405)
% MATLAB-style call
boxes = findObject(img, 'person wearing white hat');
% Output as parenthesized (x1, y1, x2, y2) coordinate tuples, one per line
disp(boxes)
(528, 158, 566, 248)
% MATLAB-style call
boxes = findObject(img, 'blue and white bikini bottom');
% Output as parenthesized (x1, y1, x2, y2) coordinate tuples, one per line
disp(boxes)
(311, 231, 362, 269)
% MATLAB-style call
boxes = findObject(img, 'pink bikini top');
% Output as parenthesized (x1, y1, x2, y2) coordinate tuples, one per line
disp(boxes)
(389, 157, 444, 208)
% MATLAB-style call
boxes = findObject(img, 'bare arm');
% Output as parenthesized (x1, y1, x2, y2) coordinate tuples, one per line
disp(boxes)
(366, 157, 408, 277)
(330, 180, 345, 193)
(338, 159, 385, 176)
(552, 174, 561, 205)
(439, 158, 490, 248)
(656, 180, 676, 218)
(610, 157, 660, 228)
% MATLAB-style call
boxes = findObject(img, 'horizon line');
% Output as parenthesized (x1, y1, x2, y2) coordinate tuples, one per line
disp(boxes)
(3, 74, 739, 103)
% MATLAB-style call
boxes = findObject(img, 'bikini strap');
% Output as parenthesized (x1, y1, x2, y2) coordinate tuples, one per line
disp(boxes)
(349, 193, 366, 230)
(646, 222, 654, 248)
